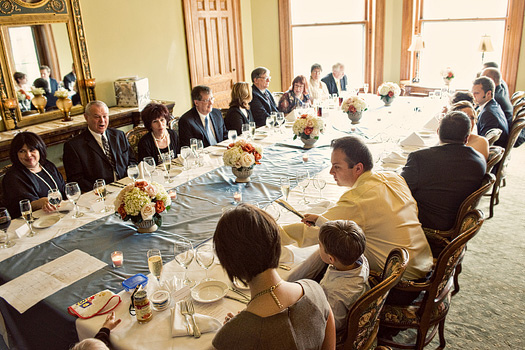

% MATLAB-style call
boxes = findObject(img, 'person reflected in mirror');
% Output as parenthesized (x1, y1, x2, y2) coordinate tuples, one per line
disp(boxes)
(321, 63, 347, 96)
(13, 72, 32, 112)
(33, 78, 57, 111)
(309, 64, 330, 101)
(39, 65, 59, 108)
(63, 63, 77, 91)
(3, 132, 66, 217)
(224, 82, 254, 135)
(278, 75, 311, 115)
(249, 67, 279, 127)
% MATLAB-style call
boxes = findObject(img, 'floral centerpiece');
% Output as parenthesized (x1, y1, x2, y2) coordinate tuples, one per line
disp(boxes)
(30, 86, 47, 114)
(342, 96, 368, 124)
(441, 67, 454, 86)
(31, 86, 45, 96)
(292, 112, 324, 148)
(54, 88, 70, 99)
(223, 140, 263, 182)
(377, 82, 401, 106)
(114, 180, 171, 233)
(54, 88, 73, 121)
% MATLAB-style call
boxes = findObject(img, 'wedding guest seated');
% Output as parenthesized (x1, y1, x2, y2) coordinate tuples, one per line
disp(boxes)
(321, 62, 347, 96)
(309, 63, 330, 101)
(481, 67, 513, 126)
(138, 102, 180, 164)
(483, 61, 509, 95)
(39, 65, 59, 108)
(13, 72, 31, 112)
(278, 75, 311, 115)
(32, 78, 57, 111)
(224, 82, 254, 135)
(178, 85, 228, 147)
(249, 67, 278, 127)
(63, 100, 135, 192)
(3, 132, 66, 217)
(450, 101, 489, 160)
(401, 111, 486, 232)
(450, 91, 475, 105)
(70, 311, 121, 350)
(212, 204, 336, 350)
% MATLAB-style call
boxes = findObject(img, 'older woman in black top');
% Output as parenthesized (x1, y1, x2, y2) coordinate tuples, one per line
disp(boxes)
(3, 132, 66, 217)
(224, 82, 254, 135)
(137, 102, 180, 164)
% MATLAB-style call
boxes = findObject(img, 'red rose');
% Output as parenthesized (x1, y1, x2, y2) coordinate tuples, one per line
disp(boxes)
(349, 105, 356, 113)
(301, 114, 308, 119)
(254, 152, 262, 162)
(117, 204, 127, 219)
(448, 72, 453, 78)
(135, 180, 148, 189)
(388, 91, 394, 97)
(155, 200, 166, 213)
(304, 127, 313, 135)
(243, 144, 255, 153)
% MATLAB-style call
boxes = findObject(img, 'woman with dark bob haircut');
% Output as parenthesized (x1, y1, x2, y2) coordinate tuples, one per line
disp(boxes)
(212, 204, 335, 350)
(3, 132, 66, 217)
(137, 102, 180, 164)
(224, 82, 254, 135)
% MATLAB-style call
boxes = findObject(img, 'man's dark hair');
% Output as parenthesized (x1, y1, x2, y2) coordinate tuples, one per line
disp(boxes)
(330, 136, 373, 171)
(483, 61, 499, 69)
(450, 91, 474, 105)
(191, 85, 212, 103)
(319, 220, 366, 266)
(481, 67, 501, 85)
(33, 78, 50, 93)
(251, 67, 269, 83)
(439, 111, 471, 144)
(473, 76, 495, 95)
(311, 63, 322, 72)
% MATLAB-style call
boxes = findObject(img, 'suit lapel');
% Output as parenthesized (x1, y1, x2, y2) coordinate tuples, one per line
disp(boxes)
(192, 109, 208, 143)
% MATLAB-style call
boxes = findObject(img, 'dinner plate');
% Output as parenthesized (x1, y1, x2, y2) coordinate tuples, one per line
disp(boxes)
(33, 215, 61, 229)
(191, 280, 228, 303)
(254, 134, 267, 140)
(211, 148, 226, 156)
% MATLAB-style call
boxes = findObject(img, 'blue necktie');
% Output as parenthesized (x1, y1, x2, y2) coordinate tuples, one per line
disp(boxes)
(205, 116, 217, 146)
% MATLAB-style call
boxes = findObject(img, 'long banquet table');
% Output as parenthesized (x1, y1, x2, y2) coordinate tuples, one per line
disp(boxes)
(0, 95, 445, 349)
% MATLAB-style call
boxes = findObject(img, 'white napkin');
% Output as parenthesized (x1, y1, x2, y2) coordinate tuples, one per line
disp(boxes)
(170, 301, 221, 337)
(382, 151, 407, 165)
(400, 132, 426, 147)
(422, 116, 440, 131)
(285, 112, 296, 122)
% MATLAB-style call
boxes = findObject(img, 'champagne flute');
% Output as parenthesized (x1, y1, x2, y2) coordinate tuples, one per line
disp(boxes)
(93, 179, 109, 213)
(363, 83, 369, 94)
(312, 176, 327, 202)
(147, 248, 163, 282)
(0, 208, 14, 248)
(190, 138, 198, 167)
(127, 164, 139, 182)
(249, 121, 256, 140)
(196, 139, 204, 166)
(228, 130, 238, 144)
(48, 189, 62, 211)
(280, 176, 290, 201)
(161, 153, 172, 183)
(143, 156, 156, 181)
(65, 182, 84, 218)
(196, 245, 215, 281)
(180, 146, 191, 170)
(19, 199, 36, 237)
(174, 239, 195, 287)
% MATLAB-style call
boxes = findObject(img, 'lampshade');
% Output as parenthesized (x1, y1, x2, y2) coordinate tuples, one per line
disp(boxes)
(478, 35, 494, 53)
(408, 34, 425, 52)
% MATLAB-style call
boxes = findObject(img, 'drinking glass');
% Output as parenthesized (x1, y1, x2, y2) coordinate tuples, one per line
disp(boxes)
(127, 164, 139, 182)
(363, 83, 369, 94)
(0, 208, 14, 248)
(265, 202, 281, 221)
(93, 179, 109, 213)
(180, 146, 191, 170)
(312, 175, 327, 202)
(143, 156, 156, 181)
(296, 171, 311, 204)
(48, 189, 62, 211)
(270, 112, 277, 131)
(19, 199, 36, 237)
(249, 122, 256, 139)
(241, 124, 249, 138)
(190, 138, 198, 167)
(147, 248, 163, 282)
(280, 176, 290, 201)
(196, 140, 204, 166)
(161, 153, 173, 182)
(196, 245, 215, 281)
(276, 112, 285, 133)
(174, 239, 195, 287)
(65, 182, 83, 218)
(228, 130, 238, 144)
(266, 116, 273, 130)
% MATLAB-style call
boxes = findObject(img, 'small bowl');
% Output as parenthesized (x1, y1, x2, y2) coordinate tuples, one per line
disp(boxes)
(151, 290, 170, 311)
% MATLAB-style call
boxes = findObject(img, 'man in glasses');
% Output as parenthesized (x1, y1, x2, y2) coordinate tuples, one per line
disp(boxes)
(179, 85, 228, 147)
(249, 67, 278, 127)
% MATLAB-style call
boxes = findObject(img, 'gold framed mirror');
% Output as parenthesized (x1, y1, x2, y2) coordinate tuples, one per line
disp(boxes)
(0, 0, 92, 130)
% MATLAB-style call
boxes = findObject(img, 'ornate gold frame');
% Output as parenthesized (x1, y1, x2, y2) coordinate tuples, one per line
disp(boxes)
(0, 0, 92, 130)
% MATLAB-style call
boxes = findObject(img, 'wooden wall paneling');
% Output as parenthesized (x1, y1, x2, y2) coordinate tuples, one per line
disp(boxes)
(278, 0, 292, 92)
(373, 0, 385, 90)
(501, 0, 525, 94)
(400, 0, 415, 82)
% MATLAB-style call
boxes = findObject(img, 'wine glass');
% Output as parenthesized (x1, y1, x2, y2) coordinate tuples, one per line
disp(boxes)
(196, 245, 215, 281)
(296, 171, 310, 204)
(48, 189, 62, 211)
(276, 112, 285, 133)
(228, 130, 237, 144)
(65, 182, 84, 218)
(249, 122, 256, 140)
(363, 83, 369, 94)
(143, 156, 156, 181)
(127, 164, 139, 182)
(312, 175, 327, 202)
(266, 116, 273, 130)
(280, 176, 290, 201)
(93, 179, 109, 213)
(174, 239, 195, 287)
(161, 153, 173, 183)
(180, 146, 191, 170)
(19, 199, 36, 237)
(147, 248, 163, 282)
(241, 124, 249, 138)
(0, 208, 14, 248)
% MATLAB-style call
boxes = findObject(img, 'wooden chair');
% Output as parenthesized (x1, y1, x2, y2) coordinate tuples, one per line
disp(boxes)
(125, 125, 148, 160)
(0, 164, 12, 207)
(378, 210, 484, 350)
(489, 117, 525, 218)
(510, 91, 524, 105)
(486, 146, 504, 174)
(512, 102, 525, 122)
(338, 248, 409, 350)
(484, 128, 502, 146)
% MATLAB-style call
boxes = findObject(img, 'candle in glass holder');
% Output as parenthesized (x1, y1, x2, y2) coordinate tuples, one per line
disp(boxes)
(111, 251, 123, 268)
(302, 153, 309, 162)
(233, 191, 242, 203)
(169, 190, 177, 201)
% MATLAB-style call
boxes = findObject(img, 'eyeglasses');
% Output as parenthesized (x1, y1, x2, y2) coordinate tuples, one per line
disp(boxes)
(257, 75, 271, 81)
(198, 97, 215, 103)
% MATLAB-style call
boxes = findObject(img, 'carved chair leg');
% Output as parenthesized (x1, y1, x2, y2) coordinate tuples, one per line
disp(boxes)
(438, 319, 447, 349)
(415, 326, 428, 350)
(452, 262, 462, 296)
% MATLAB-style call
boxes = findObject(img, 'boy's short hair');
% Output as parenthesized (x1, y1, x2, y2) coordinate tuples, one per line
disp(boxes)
(319, 220, 366, 266)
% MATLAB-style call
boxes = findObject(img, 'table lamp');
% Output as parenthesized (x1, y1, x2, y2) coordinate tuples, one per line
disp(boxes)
(478, 35, 494, 65)
(408, 34, 425, 83)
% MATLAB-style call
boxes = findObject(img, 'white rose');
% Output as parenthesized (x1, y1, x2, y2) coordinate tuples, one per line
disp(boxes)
(239, 153, 255, 167)
(141, 203, 156, 221)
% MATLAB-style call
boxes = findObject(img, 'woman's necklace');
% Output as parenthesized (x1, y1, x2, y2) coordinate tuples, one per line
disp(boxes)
(29, 164, 58, 192)
(249, 280, 283, 309)
(154, 131, 172, 162)
(153, 131, 167, 142)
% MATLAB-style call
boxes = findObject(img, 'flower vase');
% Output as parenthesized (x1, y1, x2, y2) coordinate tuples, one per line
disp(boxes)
(56, 97, 73, 122)
(300, 137, 317, 149)
(32, 94, 47, 114)
(381, 96, 395, 106)
(443, 78, 452, 89)
(133, 219, 158, 233)
(347, 111, 363, 124)
(232, 166, 254, 183)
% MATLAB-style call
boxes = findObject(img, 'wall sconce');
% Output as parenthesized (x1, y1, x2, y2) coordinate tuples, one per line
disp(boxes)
(478, 35, 494, 65)
(85, 78, 97, 101)
(4, 97, 19, 129)
(408, 34, 425, 83)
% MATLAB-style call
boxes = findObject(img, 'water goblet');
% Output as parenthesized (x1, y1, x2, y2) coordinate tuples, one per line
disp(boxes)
(196, 245, 215, 281)
(143, 156, 156, 181)
(196, 140, 204, 166)
(48, 189, 62, 211)
(312, 176, 327, 202)
(265, 202, 281, 221)
(19, 199, 36, 237)
(241, 124, 250, 138)
(93, 179, 109, 213)
(180, 146, 191, 170)
(174, 239, 195, 287)
(296, 171, 311, 204)
(228, 130, 238, 144)
(0, 208, 14, 248)
(266, 116, 273, 130)
(276, 112, 285, 133)
(147, 248, 163, 282)
(127, 164, 139, 182)
(65, 182, 83, 218)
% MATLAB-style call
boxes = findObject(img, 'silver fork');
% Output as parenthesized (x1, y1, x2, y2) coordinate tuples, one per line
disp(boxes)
(185, 299, 201, 338)
(179, 301, 193, 335)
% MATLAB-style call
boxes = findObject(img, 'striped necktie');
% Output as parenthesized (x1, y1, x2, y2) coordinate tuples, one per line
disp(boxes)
(205, 116, 217, 146)
(101, 134, 116, 171)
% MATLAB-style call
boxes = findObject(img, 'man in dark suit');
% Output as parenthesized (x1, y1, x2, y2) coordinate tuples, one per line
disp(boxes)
(472, 76, 509, 148)
(481, 67, 512, 126)
(63, 63, 76, 91)
(63, 100, 135, 192)
(321, 63, 347, 96)
(249, 67, 278, 127)
(40, 65, 59, 108)
(401, 111, 486, 232)
(178, 85, 228, 147)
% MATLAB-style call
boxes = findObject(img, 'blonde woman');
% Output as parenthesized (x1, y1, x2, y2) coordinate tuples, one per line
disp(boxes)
(225, 82, 254, 135)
